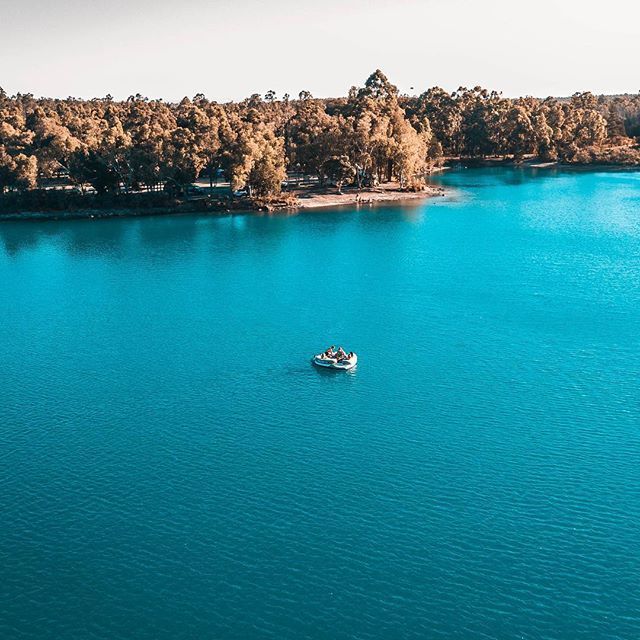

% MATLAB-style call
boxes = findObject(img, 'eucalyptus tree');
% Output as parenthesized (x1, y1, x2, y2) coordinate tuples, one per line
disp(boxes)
(343, 70, 434, 187)
(287, 93, 342, 180)
(221, 110, 286, 196)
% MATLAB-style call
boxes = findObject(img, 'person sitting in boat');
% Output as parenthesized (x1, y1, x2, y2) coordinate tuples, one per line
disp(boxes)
(324, 345, 336, 358)
(335, 346, 347, 360)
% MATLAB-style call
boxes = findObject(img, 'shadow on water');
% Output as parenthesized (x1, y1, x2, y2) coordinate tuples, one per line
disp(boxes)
(134, 215, 200, 250)
(0, 197, 433, 259)
(0, 217, 129, 258)
(0, 213, 280, 258)
(0, 223, 43, 257)
(4, 209, 320, 260)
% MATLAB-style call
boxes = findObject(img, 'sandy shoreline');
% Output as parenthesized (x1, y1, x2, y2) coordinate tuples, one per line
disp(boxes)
(293, 184, 446, 210)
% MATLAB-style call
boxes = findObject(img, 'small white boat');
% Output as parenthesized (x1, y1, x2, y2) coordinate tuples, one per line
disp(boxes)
(312, 351, 358, 370)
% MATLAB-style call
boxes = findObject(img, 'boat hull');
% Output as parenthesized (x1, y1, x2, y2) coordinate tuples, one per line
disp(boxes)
(312, 354, 357, 370)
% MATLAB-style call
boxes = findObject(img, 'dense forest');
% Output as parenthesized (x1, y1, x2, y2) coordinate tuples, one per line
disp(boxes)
(1, 70, 639, 205)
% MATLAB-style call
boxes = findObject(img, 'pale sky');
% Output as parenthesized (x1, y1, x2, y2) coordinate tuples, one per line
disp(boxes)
(1, 0, 638, 101)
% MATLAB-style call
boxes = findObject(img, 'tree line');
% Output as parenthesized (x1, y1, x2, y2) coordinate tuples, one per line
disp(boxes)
(1, 70, 639, 198)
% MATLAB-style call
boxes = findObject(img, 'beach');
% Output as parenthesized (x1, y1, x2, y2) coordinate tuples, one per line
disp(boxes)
(293, 182, 445, 210)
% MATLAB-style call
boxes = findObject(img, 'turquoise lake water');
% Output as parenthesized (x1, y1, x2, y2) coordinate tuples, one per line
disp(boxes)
(1, 167, 639, 639)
